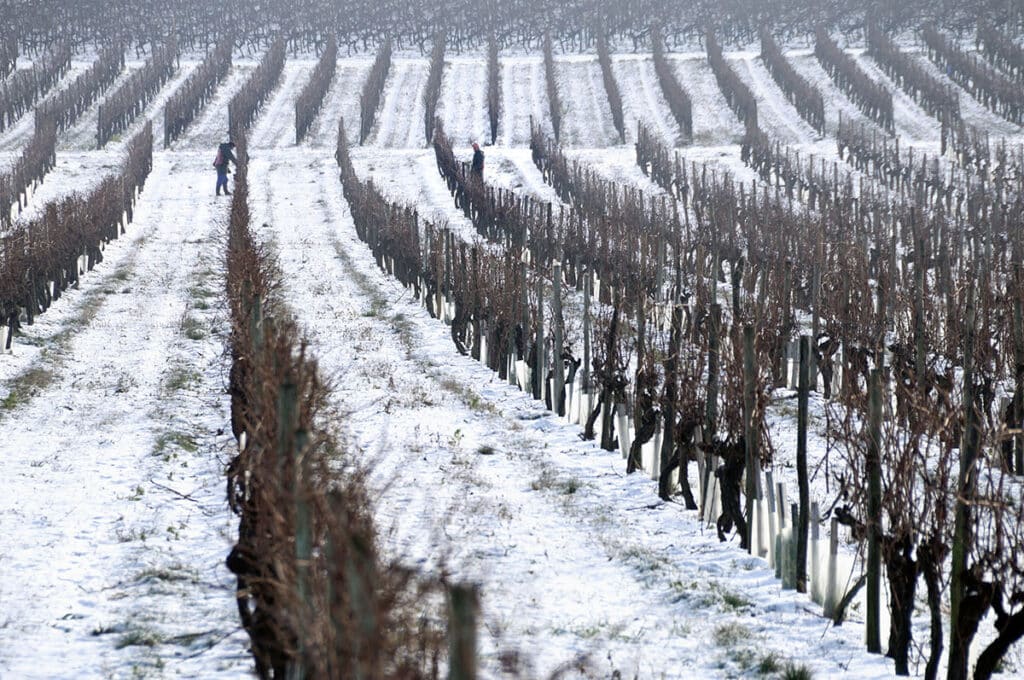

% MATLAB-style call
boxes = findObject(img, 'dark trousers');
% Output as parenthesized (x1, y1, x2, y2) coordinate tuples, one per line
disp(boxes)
(216, 170, 230, 194)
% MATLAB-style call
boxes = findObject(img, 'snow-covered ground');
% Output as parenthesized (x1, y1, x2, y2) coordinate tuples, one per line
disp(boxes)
(437, 57, 490, 146)
(611, 55, 681, 147)
(304, 59, 372, 148)
(176, 63, 256, 150)
(499, 57, 551, 146)
(6, 43, 1024, 678)
(555, 57, 620, 148)
(0, 151, 248, 677)
(369, 58, 429, 148)
(248, 60, 315, 149)
(728, 53, 820, 145)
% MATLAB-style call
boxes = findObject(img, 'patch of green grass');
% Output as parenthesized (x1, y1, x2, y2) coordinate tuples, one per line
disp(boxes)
(188, 284, 215, 299)
(618, 544, 669, 574)
(730, 647, 759, 671)
(720, 589, 753, 611)
(180, 314, 206, 341)
(782, 662, 815, 680)
(529, 469, 583, 495)
(116, 625, 164, 649)
(713, 621, 750, 648)
(164, 366, 200, 393)
(434, 375, 496, 414)
(1, 366, 54, 410)
(153, 430, 198, 457)
(758, 652, 782, 675)
(115, 526, 149, 543)
(134, 564, 197, 584)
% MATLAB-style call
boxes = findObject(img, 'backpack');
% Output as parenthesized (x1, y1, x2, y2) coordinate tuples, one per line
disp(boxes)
(213, 149, 223, 168)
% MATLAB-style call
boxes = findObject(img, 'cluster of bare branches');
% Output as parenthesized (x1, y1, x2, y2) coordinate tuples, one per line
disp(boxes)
(294, 36, 336, 144)
(814, 26, 894, 133)
(531, 121, 674, 247)
(163, 36, 231, 147)
(652, 93, 1024, 673)
(635, 122, 679, 196)
(96, 39, 177, 147)
(0, 113, 56, 225)
(596, 31, 625, 143)
(227, 38, 285, 139)
(1, 33, 16, 78)
(924, 25, 1024, 126)
(422, 33, 445, 145)
(650, 24, 692, 142)
(359, 39, 391, 144)
(227, 131, 447, 678)
(0, 122, 152, 348)
(741, 125, 850, 211)
(760, 28, 824, 134)
(38, 44, 123, 133)
(0, 41, 70, 132)
(835, 116, 963, 206)
(542, 33, 562, 142)
(9, 0, 1022, 55)
(866, 22, 961, 126)
(705, 29, 757, 132)
(976, 21, 1024, 84)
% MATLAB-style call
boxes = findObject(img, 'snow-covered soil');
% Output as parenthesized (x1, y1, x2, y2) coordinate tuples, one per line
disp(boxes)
(787, 51, 883, 137)
(176, 64, 255, 150)
(611, 55, 682, 147)
(8, 150, 123, 223)
(499, 57, 551, 147)
(481, 147, 563, 203)
(669, 54, 747, 146)
(555, 58, 620, 148)
(852, 50, 942, 143)
(728, 53, 820, 145)
(57, 64, 143, 151)
(248, 60, 315, 149)
(369, 58, 429, 148)
(904, 48, 1023, 136)
(304, 59, 372, 148)
(0, 151, 248, 677)
(350, 148, 480, 242)
(437, 58, 490, 146)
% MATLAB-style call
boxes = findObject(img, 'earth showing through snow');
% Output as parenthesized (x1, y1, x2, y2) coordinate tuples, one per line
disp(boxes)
(1, 42, 1022, 679)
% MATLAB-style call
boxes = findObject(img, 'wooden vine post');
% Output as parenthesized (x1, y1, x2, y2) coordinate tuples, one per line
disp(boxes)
(534, 273, 544, 401)
(743, 323, 757, 554)
(448, 584, 479, 680)
(949, 277, 979, 680)
(700, 303, 724, 510)
(796, 335, 810, 593)
(583, 270, 592, 407)
(866, 367, 883, 654)
(553, 262, 564, 415)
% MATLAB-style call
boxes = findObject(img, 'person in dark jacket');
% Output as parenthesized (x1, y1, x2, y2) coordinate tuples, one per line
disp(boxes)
(214, 140, 237, 196)
(471, 142, 484, 180)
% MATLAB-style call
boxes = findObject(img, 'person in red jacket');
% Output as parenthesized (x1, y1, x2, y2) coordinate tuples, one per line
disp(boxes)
(214, 140, 237, 196)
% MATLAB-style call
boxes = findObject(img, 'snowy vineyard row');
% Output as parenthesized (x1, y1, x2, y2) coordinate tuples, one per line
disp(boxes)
(222, 131, 466, 678)
(0, 122, 151, 348)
